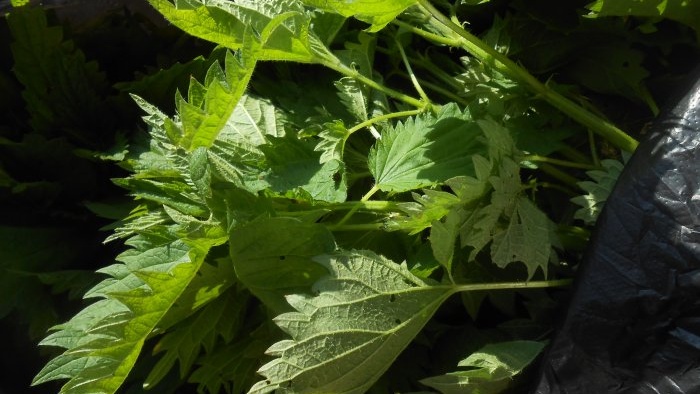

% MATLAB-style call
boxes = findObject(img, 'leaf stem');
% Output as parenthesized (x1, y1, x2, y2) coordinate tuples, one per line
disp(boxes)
(326, 223, 385, 232)
(453, 278, 572, 293)
(416, 0, 639, 152)
(348, 109, 423, 135)
(321, 60, 426, 109)
(538, 163, 580, 188)
(336, 185, 380, 226)
(395, 37, 431, 105)
(524, 155, 602, 170)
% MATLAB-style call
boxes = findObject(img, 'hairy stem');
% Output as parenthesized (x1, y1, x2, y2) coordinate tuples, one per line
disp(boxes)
(416, 0, 639, 152)
(453, 278, 572, 293)
(524, 155, 602, 170)
(336, 185, 381, 226)
(348, 109, 423, 135)
(322, 59, 425, 109)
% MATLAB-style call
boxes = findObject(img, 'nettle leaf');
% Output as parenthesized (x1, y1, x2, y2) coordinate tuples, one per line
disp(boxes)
(369, 104, 487, 193)
(33, 232, 219, 394)
(587, 0, 700, 33)
(301, 0, 418, 32)
(571, 158, 625, 225)
(462, 158, 553, 278)
(149, 0, 329, 63)
(261, 134, 347, 202)
(314, 120, 350, 163)
(230, 217, 335, 313)
(8, 7, 108, 134)
(566, 44, 656, 111)
(421, 340, 546, 394)
(144, 289, 247, 389)
(250, 249, 455, 394)
(174, 49, 259, 151)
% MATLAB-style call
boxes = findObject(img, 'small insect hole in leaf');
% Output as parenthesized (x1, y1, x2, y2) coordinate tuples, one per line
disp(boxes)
(394, 318, 401, 324)
(389, 294, 396, 302)
(279, 255, 286, 260)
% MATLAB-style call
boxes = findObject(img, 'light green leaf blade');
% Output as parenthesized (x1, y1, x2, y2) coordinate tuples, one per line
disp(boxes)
(314, 120, 350, 163)
(368, 104, 487, 193)
(33, 235, 217, 394)
(301, 0, 418, 32)
(148, 0, 325, 62)
(421, 340, 546, 394)
(250, 249, 455, 394)
(177, 49, 259, 151)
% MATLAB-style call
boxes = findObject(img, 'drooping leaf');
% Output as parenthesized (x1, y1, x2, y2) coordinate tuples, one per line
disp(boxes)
(33, 232, 220, 394)
(249, 249, 455, 394)
(301, 0, 418, 32)
(571, 158, 625, 225)
(368, 104, 487, 193)
(420, 340, 546, 394)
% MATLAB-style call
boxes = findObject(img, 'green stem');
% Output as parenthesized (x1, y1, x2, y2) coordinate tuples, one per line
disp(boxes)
(322, 60, 425, 109)
(326, 223, 385, 232)
(395, 36, 432, 104)
(336, 185, 380, 226)
(524, 155, 602, 170)
(452, 278, 572, 293)
(538, 163, 580, 188)
(396, 71, 470, 106)
(392, 19, 462, 47)
(348, 109, 423, 135)
(416, 0, 639, 152)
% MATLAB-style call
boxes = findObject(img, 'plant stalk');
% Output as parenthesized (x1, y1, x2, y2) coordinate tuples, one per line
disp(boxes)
(416, 0, 639, 153)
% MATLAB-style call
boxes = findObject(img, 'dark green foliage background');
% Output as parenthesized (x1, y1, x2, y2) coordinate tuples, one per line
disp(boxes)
(0, 1, 698, 393)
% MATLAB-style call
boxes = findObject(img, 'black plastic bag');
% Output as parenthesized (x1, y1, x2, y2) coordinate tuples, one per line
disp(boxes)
(532, 69, 700, 393)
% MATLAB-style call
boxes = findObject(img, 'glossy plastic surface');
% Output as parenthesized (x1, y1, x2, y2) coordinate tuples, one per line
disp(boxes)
(533, 69, 700, 393)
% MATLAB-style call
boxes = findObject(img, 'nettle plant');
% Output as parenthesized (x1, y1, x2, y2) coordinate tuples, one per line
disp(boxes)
(32, 0, 651, 393)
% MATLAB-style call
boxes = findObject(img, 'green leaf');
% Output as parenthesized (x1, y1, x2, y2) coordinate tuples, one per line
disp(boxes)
(368, 104, 487, 192)
(261, 134, 347, 202)
(144, 288, 247, 389)
(148, 0, 329, 63)
(571, 158, 625, 225)
(420, 340, 546, 394)
(566, 44, 656, 111)
(314, 120, 351, 163)
(587, 0, 700, 33)
(33, 233, 219, 394)
(230, 217, 336, 313)
(175, 49, 259, 151)
(250, 249, 455, 393)
(301, 0, 418, 32)
(189, 334, 270, 394)
(7, 7, 109, 135)
(462, 158, 553, 278)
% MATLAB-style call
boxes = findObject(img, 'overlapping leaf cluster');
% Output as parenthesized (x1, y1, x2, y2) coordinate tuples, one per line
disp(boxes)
(23, 0, 698, 393)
